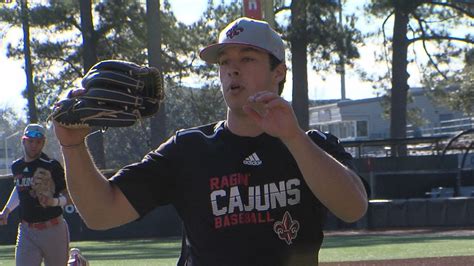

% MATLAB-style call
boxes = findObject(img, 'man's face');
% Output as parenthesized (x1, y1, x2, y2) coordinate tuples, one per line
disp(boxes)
(218, 45, 285, 114)
(22, 137, 45, 160)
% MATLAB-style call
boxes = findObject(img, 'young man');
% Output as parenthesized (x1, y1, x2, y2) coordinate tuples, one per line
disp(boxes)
(0, 123, 70, 266)
(53, 17, 368, 265)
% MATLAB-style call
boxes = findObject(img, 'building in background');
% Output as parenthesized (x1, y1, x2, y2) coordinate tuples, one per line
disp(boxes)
(309, 88, 473, 141)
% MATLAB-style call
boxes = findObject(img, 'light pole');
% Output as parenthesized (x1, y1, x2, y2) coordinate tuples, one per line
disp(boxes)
(4, 131, 20, 174)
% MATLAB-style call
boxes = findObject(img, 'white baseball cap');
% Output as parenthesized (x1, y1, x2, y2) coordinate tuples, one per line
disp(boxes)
(200, 17, 285, 64)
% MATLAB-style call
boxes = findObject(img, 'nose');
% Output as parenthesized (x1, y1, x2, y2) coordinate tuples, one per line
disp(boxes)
(228, 70, 239, 76)
(226, 63, 240, 77)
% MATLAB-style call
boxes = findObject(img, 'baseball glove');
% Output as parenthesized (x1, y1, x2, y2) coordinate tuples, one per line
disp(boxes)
(50, 60, 164, 128)
(30, 167, 55, 199)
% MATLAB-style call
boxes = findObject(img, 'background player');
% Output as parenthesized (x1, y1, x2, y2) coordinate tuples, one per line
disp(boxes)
(53, 17, 368, 265)
(0, 123, 71, 266)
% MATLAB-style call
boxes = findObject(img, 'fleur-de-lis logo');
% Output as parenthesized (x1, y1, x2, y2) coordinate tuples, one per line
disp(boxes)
(273, 211, 300, 245)
(226, 24, 244, 39)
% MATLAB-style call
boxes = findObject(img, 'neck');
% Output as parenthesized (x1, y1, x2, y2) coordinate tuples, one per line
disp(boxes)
(226, 111, 264, 137)
(24, 153, 41, 163)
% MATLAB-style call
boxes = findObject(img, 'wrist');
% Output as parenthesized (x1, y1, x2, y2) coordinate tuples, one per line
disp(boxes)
(55, 195, 67, 207)
(280, 128, 306, 147)
(60, 141, 86, 149)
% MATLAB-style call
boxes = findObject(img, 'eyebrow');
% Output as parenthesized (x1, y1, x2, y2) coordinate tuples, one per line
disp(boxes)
(240, 47, 261, 53)
(218, 46, 262, 59)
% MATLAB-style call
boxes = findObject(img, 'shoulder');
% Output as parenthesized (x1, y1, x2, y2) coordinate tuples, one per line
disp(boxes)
(38, 153, 63, 169)
(307, 130, 351, 159)
(38, 153, 54, 164)
(307, 129, 341, 145)
(174, 121, 225, 143)
(149, 121, 224, 158)
(11, 157, 24, 168)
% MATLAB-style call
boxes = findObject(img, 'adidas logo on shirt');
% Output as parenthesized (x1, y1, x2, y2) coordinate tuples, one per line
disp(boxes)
(243, 152, 262, 166)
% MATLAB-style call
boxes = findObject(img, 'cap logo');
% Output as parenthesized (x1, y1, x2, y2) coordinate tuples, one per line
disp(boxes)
(226, 24, 244, 39)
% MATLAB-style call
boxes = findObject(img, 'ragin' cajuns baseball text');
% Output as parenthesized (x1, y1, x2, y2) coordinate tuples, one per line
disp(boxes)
(209, 173, 301, 229)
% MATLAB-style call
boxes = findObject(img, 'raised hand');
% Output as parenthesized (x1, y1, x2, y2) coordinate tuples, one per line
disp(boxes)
(243, 91, 303, 142)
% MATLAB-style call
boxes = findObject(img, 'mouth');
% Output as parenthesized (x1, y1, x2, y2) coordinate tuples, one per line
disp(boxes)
(228, 81, 246, 93)
(230, 84, 241, 91)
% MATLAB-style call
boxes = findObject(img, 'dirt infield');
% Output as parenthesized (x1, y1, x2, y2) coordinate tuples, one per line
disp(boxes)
(321, 256, 474, 266)
(321, 227, 474, 266)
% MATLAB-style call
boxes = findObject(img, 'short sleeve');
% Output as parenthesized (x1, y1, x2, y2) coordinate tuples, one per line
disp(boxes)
(109, 136, 179, 217)
(307, 130, 353, 165)
(308, 130, 370, 196)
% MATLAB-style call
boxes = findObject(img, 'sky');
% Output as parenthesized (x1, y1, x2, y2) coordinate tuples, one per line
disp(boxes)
(0, 0, 426, 118)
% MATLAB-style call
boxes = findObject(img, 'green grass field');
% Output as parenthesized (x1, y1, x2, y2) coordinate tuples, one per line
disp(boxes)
(0, 232, 473, 265)
(320, 232, 474, 262)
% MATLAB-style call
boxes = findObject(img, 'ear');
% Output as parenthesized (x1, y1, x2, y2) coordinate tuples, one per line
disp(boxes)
(273, 63, 287, 84)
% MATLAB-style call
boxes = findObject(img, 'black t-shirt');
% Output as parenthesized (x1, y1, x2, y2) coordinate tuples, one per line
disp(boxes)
(12, 153, 66, 223)
(111, 121, 355, 266)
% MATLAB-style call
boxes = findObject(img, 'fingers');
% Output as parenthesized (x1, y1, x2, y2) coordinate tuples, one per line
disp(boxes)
(52, 120, 90, 146)
(52, 120, 91, 133)
(60, 88, 86, 100)
(244, 92, 288, 115)
(53, 120, 91, 135)
(246, 101, 268, 117)
(249, 91, 278, 103)
(69, 88, 86, 98)
(249, 91, 288, 109)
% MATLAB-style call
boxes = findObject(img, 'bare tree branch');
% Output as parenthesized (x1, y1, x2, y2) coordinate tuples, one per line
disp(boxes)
(382, 10, 395, 75)
(382, 10, 395, 44)
(66, 14, 81, 32)
(429, 1, 474, 18)
(409, 35, 474, 44)
(413, 13, 449, 80)
(54, 56, 83, 76)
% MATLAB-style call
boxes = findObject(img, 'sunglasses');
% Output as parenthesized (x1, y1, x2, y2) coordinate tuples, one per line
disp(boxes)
(24, 130, 44, 139)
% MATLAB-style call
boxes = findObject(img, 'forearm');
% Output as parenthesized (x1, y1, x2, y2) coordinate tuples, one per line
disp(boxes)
(61, 143, 138, 229)
(283, 130, 368, 222)
(3, 188, 19, 213)
(0, 188, 18, 225)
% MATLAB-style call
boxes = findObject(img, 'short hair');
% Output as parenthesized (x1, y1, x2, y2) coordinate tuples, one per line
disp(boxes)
(269, 54, 286, 95)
